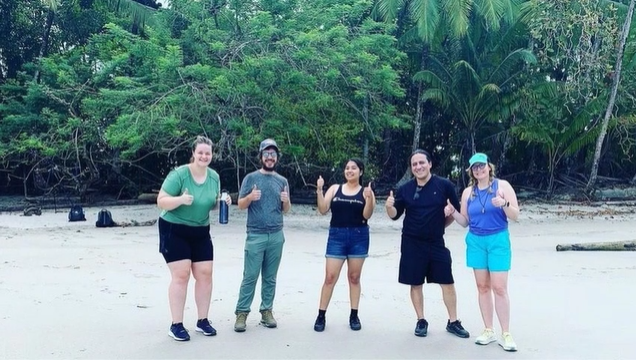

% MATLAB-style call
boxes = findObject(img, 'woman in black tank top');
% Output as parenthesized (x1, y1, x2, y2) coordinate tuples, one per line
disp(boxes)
(313, 158, 376, 332)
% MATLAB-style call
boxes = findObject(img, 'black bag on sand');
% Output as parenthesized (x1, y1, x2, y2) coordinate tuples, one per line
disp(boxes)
(96, 208, 115, 227)
(68, 205, 86, 222)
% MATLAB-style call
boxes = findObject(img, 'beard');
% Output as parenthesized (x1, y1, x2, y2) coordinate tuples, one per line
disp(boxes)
(262, 161, 277, 172)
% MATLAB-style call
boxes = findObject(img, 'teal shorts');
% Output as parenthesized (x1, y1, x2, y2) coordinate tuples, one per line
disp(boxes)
(465, 229, 511, 272)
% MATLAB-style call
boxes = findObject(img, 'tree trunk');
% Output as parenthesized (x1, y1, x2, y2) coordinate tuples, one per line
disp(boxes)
(363, 92, 369, 163)
(586, 0, 636, 193)
(33, 9, 55, 82)
(400, 42, 430, 184)
(556, 241, 636, 252)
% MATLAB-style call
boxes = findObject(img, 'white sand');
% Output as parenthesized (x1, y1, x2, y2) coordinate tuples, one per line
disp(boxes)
(1, 202, 635, 359)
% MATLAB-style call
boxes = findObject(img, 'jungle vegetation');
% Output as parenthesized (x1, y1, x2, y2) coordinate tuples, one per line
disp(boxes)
(1, 0, 636, 202)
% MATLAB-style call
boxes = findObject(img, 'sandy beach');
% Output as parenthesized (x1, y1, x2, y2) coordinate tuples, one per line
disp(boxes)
(1, 201, 635, 360)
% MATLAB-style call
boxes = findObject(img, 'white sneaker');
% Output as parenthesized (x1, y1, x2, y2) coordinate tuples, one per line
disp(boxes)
(499, 332, 518, 352)
(475, 328, 497, 345)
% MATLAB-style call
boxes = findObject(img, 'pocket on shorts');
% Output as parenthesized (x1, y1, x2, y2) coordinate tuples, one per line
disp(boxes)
(328, 227, 343, 237)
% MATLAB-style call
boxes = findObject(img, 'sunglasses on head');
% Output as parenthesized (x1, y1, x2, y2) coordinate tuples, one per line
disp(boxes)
(262, 151, 278, 158)
(413, 186, 423, 200)
(471, 163, 487, 171)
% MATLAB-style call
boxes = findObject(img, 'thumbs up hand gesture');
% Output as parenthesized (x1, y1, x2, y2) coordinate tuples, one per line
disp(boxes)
(316, 176, 324, 193)
(363, 181, 374, 200)
(385, 190, 395, 208)
(250, 184, 261, 201)
(181, 188, 194, 206)
(444, 199, 456, 217)
(281, 186, 289, 204)
(492, 189, 506, 208)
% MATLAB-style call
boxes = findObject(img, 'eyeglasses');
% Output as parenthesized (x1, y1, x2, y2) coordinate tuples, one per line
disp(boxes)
(413, 186, 423, 200)
(262, 151, 278, 158)
(471, 163, 487, 171)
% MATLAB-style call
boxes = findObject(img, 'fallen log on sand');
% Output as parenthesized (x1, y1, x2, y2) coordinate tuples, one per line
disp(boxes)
(116, 219, 157, 228)
(137, 193, 158, 204)
(556, 241, 636, 252)
(137, 192, 239, 204)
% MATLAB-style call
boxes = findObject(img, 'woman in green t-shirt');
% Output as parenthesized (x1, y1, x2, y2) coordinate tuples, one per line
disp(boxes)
(156, 136, 231, 342)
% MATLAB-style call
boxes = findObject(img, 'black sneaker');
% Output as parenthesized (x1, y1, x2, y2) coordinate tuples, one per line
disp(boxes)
(349, 315, 361, 331)
(169, 322, 190, 341)
(414, 318, 428, 337)
(446, 319, 470, 338)
(314, 316, 326, 332)
(196, 318, 217, 336)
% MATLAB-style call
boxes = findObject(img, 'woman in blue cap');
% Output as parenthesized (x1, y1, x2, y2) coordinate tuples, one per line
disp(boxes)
(445, 152, 520, 352)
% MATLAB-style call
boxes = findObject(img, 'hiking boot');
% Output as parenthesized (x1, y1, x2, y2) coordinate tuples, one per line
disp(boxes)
(475, 328, 496, 345)
(260, 310, 277, 328)
(499, 332, 518, 352)
(195, 318, 217, 336)
(414, 318, 428, 337)
(169, 322, 190, 341)
(234, 312, 248, 332)
(446, 319, 470, 338)
(349, 315, 361, 331)
(314, 315, 326, 332)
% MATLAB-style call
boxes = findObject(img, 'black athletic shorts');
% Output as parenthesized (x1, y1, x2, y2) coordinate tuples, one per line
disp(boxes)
(158, 217, 213, 263)
(398, 233, 454, 285)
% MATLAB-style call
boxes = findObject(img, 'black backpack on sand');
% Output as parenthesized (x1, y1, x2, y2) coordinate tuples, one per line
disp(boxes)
(96, 208, 115, 227)
(68, 205, 86, 222)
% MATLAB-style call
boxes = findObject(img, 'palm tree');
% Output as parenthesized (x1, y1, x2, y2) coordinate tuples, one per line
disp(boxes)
(414, 17, 535, 160)
(514, 82, 607, 197)
(374, 0, 522, 180)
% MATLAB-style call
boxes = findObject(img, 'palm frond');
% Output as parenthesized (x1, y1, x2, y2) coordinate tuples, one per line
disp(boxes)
(421, 88, 450, 108)
(427, 55, 454, 82)
(105, 0, 157, 28)
(490, 17, 528, 55)
(559, 96, 606, 150)
(501, 0, 523, 23)
(442, 0, 472, 38)
(488, 48, 536, 84)
(517, 0, 538, 25)
(413, 70, 446, 88)
(41, 0, 62, 11)
(412, 0, 441, 43)
(453, 60, 482, 89)
(474, 0, 504, 31)
(478, 83, 501, 97)
(397, 26, 424, 46)
(372, 0, 406, 21)
(462, 30, 482, 74)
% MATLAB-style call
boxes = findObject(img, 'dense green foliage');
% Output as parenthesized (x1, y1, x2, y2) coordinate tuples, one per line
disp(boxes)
(1, 0, 635, 201)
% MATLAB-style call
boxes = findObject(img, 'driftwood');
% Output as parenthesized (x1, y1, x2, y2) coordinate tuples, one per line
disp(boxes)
(137, 193, 158, 204)
(137, 192, 241, 204)
(23, 206, 42, 216)
(556, 241, 636, 251)
(115, 219, 158, 228)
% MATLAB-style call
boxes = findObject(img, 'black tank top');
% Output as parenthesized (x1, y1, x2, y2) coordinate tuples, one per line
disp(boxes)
(329, 185, 367, 227)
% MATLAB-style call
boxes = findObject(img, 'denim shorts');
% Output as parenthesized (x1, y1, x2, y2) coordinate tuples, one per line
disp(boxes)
(325, 226, 369, 259)
(465, 229, 511, 272)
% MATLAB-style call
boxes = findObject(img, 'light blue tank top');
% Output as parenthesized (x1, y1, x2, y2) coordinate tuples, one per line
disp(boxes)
(467, 179, 508, 236)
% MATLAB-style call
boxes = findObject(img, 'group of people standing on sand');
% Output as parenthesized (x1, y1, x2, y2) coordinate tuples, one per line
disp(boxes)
(155, 136, 520, 353)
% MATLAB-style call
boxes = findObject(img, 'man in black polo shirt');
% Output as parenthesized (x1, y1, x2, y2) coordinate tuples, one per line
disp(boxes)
(385, 149, 470, 339)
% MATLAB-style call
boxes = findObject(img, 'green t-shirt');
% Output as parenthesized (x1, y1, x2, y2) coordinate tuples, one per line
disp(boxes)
(159, 165, 220, 227)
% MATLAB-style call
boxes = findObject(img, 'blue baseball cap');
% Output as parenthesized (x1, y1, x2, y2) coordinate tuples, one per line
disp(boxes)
(468, 153, 488, 166)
